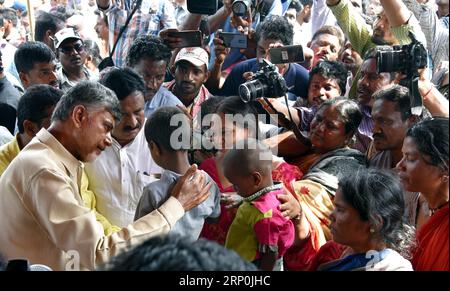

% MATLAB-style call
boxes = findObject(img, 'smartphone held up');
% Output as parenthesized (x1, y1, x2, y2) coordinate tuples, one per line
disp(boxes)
(218, 32, 248, 49)
(167, 30, 203, 49)
(269, 45, 305, 64)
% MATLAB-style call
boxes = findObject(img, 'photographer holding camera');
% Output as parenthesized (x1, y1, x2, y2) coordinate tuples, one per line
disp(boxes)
(213, 15, 309, 99)
(326, 0, 427, 99)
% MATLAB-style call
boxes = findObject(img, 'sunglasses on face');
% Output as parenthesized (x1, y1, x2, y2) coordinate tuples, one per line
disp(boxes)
(59, 43, 85, 54)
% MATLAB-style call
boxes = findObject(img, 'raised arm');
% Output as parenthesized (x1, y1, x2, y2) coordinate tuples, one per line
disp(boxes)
(379, 0, 412, 27)
(326, 0, 374, 56)
(180, 0, 232, 32)
(311, 0, 338, 35)
(403, 0, 449, 72)
(419, 69, 449, 117)
(380, 0, 427, 46)
(326, 0, 340, 5)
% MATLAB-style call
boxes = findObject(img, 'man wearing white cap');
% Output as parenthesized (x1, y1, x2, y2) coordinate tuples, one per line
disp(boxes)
(54, 27, 93, 92)
(165, 47, 211, 118)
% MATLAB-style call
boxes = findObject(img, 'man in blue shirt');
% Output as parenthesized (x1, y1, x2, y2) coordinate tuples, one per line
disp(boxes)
(126, 35, 182, 118)
(214, 15, 309, 100)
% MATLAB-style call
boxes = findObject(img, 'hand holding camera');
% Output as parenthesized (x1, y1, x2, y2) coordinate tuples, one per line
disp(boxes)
(238, 44, 305, 102)
(239, 59, 288, 102)
(376, 33, 428, 115)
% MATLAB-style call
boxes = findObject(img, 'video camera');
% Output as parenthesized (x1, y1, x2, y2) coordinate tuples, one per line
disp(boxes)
(239, 59, 288, 103)
(376, 33, 428, 115)
(376, 38, 427, 75)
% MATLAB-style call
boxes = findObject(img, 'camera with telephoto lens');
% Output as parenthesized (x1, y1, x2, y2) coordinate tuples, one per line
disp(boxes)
(376, 34, 428, 116)
(376, 39, 427, 75)
(239, 59, 288, 103)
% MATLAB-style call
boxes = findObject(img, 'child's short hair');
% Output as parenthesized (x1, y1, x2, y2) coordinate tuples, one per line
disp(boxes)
(223, 138, 273, 177)
(145, 106, 191, 152)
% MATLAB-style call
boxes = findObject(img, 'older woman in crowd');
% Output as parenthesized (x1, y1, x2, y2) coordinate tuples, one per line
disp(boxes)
(396, 117, 449, 271)
(284, 97, 365, 173)
(309, 168, 415, 271)
(288, 97, 366, 236)
(282, 97, 368, 270)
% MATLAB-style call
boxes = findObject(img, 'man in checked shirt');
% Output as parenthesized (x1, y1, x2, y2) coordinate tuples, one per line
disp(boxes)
(96, 0, 177, 67)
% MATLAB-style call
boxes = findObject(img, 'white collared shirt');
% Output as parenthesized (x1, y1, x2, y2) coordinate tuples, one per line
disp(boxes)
(85, 126, 161, 227)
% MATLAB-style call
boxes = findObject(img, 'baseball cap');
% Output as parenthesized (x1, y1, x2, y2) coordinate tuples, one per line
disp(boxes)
(174, 47, 209, 69)
(53, 28, 82, 49)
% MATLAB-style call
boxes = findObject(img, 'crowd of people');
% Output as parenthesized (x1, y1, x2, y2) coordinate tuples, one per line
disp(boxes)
(0, 0, 448, 271)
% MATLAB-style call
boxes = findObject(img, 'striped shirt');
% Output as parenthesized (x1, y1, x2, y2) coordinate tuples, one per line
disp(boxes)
(329, 0, 427, 99)
(165, 80, 211, 118)
(101, 0, 176, 68)
(403, 0, 449, 74)
(354, 105, 373, 154)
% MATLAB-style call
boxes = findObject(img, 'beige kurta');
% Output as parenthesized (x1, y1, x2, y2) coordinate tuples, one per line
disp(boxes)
(0, 128, 184, 270)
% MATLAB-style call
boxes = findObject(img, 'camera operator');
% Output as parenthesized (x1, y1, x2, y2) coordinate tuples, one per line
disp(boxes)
(326, 0, 427, 99)
(264, 46, 397, 157)
(403, 0, 448, 75)
(213, 15, 309, 99)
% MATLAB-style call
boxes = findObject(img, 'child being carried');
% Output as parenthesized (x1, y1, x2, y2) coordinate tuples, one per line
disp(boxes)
(224, 138, 294, 271)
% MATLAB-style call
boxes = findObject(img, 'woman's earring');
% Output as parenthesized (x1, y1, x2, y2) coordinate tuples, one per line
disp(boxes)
(369, 228, 375, 233)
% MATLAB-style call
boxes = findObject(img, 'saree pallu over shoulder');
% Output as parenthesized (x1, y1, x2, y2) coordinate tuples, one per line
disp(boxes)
(283, 179, 329, 270)
(412, 204, 449, 271)
(292, 179, 334, 240)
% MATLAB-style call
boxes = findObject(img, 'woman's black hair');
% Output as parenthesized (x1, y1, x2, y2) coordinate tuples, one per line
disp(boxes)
(316, 96, 362, 135)
(406, 117, 449, 172)
(339, 168, 416, 258)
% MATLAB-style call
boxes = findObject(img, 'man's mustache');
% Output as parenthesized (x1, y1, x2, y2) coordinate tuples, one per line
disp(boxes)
(124, 125, 141, 132)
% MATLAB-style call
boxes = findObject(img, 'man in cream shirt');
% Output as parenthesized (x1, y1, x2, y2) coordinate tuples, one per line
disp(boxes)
(0, 81, 211, 270)
(85, 68, 162, 227)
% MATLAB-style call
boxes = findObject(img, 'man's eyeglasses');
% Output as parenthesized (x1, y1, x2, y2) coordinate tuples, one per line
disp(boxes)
(59, 43, 85, 55)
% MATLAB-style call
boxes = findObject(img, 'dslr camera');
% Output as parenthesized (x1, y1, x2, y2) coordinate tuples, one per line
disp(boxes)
(376, 38, 427, 74)
(376, 34, 428, 115)
(239, 59, 288, 103)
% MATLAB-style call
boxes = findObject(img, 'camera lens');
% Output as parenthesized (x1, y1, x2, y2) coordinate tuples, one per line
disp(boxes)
(239, 79, 267, 103)
(377, 49, 406, 73)
(232, 0, 250, 17)
(377, 51, 393, 73)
